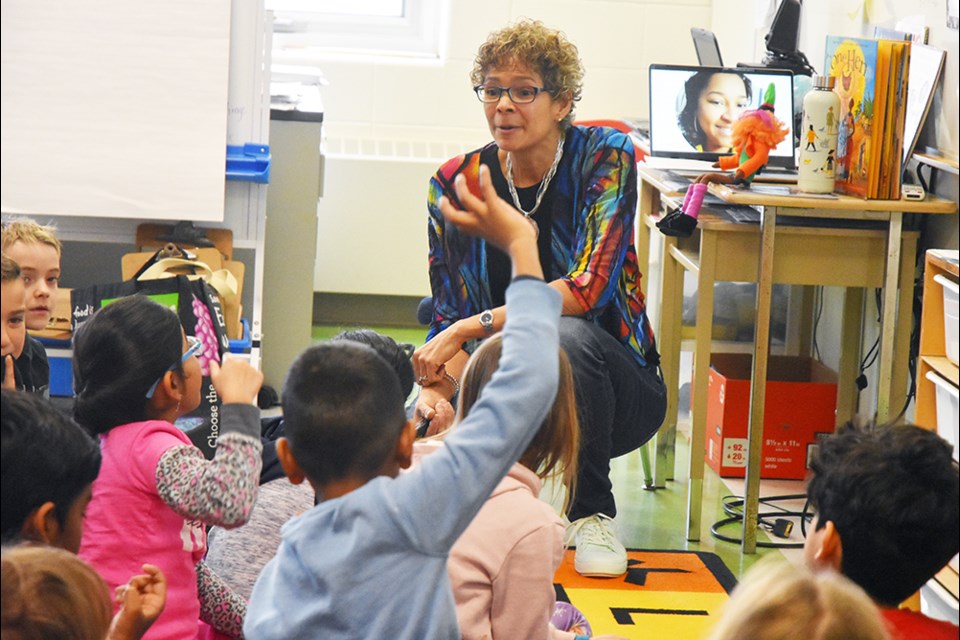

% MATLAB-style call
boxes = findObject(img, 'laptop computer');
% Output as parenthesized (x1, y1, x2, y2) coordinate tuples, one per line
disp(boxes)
(646, 64, 797, 172)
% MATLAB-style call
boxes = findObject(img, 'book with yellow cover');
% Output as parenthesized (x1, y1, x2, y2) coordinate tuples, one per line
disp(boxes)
(825, 36, 908, 198)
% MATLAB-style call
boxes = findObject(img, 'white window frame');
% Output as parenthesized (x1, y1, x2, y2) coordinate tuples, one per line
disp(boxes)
(269, 0, 445, 61)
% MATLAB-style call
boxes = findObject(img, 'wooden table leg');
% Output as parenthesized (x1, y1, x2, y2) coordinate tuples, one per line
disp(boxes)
(655, 235, 681, 488)
(876, 212, 903, 422)
(743, 206, 778, 554)
(837, 287, 865, 425)
(686, 231, 718, 541)
(890, 231, 918, 423)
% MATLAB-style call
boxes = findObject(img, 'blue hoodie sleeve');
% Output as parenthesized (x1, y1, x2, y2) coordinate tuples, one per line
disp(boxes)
(384, 278, 561, 554)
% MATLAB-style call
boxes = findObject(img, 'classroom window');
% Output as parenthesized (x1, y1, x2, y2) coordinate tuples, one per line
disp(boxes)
(268, 0, 446, 60)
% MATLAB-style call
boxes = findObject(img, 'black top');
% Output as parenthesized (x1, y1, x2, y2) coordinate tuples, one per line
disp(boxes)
(480, 145, 557, 307)
(12, 334, 50, 397)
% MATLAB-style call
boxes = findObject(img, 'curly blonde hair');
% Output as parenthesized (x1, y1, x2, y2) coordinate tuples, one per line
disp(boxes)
(470, 19, 583, 128)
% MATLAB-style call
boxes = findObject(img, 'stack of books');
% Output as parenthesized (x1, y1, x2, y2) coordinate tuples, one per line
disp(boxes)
(824, 35, 910, 199)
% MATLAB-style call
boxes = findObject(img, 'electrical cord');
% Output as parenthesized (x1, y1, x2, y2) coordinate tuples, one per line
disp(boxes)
(710, 493, 814, 549)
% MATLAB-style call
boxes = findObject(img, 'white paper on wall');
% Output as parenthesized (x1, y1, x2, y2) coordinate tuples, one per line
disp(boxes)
(1, 0, 231, 220)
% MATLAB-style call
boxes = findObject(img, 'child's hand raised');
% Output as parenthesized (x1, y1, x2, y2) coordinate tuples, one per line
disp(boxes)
(439, 165, 541, 279)
(109, 564, 167, 640)
(209, 355, 263, 405)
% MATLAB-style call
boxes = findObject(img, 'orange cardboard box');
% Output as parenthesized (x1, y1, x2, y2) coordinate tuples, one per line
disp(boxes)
(705, 353, 838, 479)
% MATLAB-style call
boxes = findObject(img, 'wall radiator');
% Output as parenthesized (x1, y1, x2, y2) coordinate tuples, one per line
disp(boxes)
(315, 136, 478, 297)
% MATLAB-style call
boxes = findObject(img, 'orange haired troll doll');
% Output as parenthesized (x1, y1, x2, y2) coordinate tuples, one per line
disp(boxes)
(658, 83, 789, 238)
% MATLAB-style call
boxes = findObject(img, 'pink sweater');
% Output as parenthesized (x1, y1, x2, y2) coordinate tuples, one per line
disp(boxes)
(412, 441, 575, 640)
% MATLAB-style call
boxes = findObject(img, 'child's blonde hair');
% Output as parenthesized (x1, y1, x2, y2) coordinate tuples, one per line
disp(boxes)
(457, 334, 579, 510)
(1, 219, 62, 256)
(1, 254, 21, 282)
(706, 559, 891, 640)
(1, 544, 113, 640)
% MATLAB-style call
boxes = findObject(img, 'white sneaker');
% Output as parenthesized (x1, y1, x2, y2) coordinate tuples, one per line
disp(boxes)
(566, 514, 627, 577)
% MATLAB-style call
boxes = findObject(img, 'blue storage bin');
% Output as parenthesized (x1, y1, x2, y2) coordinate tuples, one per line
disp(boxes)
(34, 336, 74, 397)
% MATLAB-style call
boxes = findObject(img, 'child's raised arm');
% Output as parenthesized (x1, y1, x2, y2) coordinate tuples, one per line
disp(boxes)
(391, 165, 562, 554)
(439, 165, 541, 281)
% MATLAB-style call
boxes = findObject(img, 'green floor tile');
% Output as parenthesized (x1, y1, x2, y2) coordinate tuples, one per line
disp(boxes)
(312, 324, 428, 347)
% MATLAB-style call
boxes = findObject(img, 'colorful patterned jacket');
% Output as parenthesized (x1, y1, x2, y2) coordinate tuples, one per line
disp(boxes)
(426, 125, 657, 366)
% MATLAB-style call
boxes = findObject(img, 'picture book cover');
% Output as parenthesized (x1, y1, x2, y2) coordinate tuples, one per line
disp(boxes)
(883, 42, 910, 198)
(825, 35, 880, 197)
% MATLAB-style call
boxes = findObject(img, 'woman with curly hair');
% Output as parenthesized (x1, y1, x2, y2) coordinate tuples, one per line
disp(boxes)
(413, 19, 666, 578)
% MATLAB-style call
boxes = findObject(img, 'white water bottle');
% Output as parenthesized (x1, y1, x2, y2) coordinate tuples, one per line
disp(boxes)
(797, 75, 840, 193)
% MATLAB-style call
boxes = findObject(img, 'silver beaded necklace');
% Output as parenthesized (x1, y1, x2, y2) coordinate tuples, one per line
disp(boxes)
(505, 132, 566, 218)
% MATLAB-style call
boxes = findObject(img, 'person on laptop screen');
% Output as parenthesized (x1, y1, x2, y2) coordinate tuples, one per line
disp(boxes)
(678, 69, 752, 153)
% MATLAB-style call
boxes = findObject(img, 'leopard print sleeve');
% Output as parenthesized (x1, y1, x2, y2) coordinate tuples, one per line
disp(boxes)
(197, 560, 247, 639)
(156, 404, 262, 527)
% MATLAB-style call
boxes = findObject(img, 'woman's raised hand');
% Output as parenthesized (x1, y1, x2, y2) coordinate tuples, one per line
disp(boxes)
(439, 165, 538, 262)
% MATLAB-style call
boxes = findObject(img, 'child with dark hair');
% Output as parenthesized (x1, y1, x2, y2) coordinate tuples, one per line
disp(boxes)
(245, 165, 560, 638)
(72, 295, 264, 640)
(1, 544, 166, 640)
(1, 389, 101, 552)
(804, 423, 959, 639)
(206, 328, 417, 599)
(257, 328, 416, 484)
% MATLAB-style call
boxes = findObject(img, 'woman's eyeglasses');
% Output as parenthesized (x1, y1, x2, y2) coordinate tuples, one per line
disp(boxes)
(473, 85, 549, 104)
(145, 336, 204, 398)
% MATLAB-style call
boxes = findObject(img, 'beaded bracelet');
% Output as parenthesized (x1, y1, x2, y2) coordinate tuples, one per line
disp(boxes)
(443, 372, 460, 397)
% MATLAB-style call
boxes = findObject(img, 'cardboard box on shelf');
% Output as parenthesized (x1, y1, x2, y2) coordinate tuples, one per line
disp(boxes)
(705, 353, 838, 480)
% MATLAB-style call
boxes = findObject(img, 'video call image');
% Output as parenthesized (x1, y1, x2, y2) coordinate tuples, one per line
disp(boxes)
(648, 64, 796, 167)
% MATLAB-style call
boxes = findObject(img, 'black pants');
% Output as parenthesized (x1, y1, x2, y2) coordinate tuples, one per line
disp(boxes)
(560, 317, 666, 521)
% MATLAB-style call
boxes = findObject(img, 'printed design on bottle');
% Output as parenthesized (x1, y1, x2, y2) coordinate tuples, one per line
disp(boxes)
(798, 79, 841, 193)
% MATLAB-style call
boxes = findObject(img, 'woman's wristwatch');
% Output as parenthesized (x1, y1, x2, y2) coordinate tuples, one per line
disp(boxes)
(479, 309, 495, 333)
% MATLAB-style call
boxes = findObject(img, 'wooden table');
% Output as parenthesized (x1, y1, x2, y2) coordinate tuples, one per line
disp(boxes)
(636, 166, 956, 553)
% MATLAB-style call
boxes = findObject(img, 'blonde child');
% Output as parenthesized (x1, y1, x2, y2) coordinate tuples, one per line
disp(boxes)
(1, 544, 167, 640)
(425, 336, 624, 640)
(73, 295, 263, 640)
(1, 254, 27, 390)
(417, 335, 591, 639)
(245, 164, 560, 638)
(1, 219, 62, 332)
(706, 558, 890, 640)
(2, 219, 62, 395)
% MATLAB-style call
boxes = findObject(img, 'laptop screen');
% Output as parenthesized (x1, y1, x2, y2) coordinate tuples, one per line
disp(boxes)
(648, 64, 796, 168)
